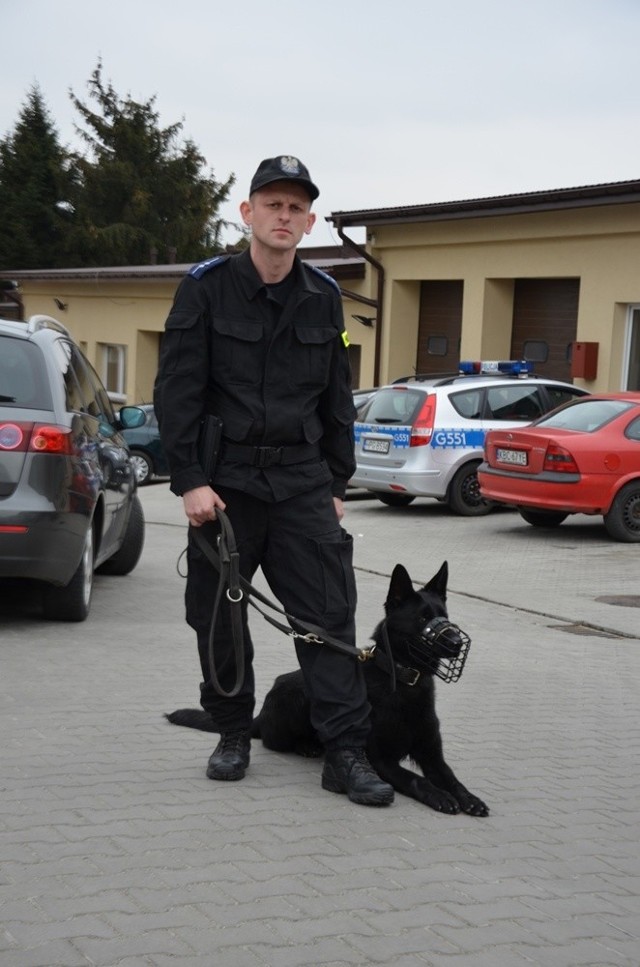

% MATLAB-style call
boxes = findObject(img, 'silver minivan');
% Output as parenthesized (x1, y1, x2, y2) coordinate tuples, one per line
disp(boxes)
(0, 315, 146, 620)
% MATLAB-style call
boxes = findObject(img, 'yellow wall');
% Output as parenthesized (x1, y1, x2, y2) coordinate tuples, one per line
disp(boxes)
(340, 291, 376, 388)
(15, 200, 640, 397)
(20, 278, 171, 403)
(18, 269, 373, 402)
(365, 202, 640, 391)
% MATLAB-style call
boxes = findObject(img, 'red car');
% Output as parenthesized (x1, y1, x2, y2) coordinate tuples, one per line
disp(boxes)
(478, 393, 640, 542)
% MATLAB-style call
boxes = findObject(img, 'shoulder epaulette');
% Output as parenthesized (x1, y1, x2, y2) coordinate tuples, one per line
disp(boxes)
(307, 263, 341, 293)
(189, 255, 230, 280)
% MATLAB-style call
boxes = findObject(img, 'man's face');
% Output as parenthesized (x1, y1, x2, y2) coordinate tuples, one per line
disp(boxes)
(241, 182, 316, 252)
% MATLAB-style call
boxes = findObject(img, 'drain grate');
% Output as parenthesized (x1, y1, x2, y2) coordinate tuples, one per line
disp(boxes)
(548, 623, 625, 639)
(595, 595, 640, 608)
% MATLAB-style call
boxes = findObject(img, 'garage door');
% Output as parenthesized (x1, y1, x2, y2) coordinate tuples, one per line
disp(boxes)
(416, 280, 463, 375)
(510, 278, 580, 382)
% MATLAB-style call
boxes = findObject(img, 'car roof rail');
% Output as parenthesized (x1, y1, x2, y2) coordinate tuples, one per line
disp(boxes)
(392, 372, 462, 383)
(431, 372, 545, 386)
(27, 314, 71, 337)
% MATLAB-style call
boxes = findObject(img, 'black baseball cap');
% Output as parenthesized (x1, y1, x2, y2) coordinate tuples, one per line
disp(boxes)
(249, 155, 319, 201)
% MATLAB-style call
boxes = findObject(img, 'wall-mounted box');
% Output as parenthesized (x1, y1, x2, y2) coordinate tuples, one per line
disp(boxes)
(571, 341, 599, 380)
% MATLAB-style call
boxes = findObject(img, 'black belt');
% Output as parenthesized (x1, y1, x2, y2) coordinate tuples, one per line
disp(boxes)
(221, 441, 320, 468)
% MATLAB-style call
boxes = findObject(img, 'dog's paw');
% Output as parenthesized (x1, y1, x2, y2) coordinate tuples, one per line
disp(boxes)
(427, 790, 461, 814)
(458, 792, 490, 817)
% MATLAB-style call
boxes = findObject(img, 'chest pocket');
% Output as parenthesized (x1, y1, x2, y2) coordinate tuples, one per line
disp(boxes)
(212, 316, 264, 385)
(294, 325, 336, 388)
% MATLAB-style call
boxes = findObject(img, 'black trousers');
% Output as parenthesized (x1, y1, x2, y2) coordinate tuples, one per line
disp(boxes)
(184, 484, 371, 749)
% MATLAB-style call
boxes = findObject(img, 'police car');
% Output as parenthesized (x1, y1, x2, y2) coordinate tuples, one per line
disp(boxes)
(351, 361, 590, 516)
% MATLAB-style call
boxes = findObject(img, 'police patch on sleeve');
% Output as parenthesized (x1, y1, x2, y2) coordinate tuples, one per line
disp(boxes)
(189, 255, 230, 279)
(341, 330, 350, 348)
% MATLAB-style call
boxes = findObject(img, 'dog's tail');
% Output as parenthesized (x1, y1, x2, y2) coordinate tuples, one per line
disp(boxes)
(165, 709, 217, 732)
(165, 708, 262, 738)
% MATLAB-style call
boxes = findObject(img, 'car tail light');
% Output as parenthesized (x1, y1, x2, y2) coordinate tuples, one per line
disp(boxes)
(543, 444, 579, 473)
(0, 422, 72, 454)
(410, 394, 436, 447)
(0, 423, 27, 450)
(29, 425, 72, 454)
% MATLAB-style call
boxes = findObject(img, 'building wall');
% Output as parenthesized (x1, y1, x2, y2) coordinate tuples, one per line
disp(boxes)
(19, 279, 172, 403)
(18, 269, 374, 403)
(15, 199, 640, 398)
(367, 201, 640, 391)
(341, 285, 376, 388)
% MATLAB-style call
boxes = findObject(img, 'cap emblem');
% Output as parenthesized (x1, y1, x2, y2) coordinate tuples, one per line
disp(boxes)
(279, 156, 301, 176)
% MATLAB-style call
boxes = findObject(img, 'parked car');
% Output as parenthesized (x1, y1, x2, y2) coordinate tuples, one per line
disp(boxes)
(124, 392, 376, 486)
(478, 393, 640, 542)
(351, 361, 590, 516)
(121, 403, 169, 485)
(0, 314, 147, 620)
(352, 377, 422, 417)
(353, 387, 379, 417)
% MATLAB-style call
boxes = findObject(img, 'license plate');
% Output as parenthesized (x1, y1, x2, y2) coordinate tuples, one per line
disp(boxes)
(363, 437, 391, 454)
(496, 447, 527, 466)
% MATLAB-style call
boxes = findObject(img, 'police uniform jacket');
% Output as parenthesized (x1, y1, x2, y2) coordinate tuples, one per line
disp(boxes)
(153, 249, 357, 502)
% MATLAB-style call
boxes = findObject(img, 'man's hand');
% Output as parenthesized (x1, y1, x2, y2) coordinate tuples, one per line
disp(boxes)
(333, 496, 344, 521)
(183, 486, 226, 526)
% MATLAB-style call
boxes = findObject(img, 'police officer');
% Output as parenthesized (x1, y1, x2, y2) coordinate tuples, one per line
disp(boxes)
(154, 155, 393, 806)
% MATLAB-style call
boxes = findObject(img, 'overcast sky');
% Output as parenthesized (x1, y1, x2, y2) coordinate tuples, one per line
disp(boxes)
(2, 0, 639, 249)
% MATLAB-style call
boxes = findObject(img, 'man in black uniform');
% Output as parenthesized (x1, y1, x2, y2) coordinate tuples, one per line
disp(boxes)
(154, 155, 393, 806)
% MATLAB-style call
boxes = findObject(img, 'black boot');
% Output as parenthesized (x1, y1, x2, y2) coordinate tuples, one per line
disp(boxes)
(322, 747, 394, 806)
(206, 730, 251, 781)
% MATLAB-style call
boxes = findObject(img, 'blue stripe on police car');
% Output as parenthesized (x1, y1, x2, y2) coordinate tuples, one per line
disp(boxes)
(355, 425, 411, 448)
(355, 426, 486, 449)
(430, 428, 486, 448)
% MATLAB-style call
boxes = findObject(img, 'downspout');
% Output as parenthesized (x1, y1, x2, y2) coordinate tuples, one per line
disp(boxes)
(334, 220, 385, 387)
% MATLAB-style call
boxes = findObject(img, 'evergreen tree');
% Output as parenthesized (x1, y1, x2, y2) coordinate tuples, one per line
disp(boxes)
(0, 86, 73, 269)
(66, 62, 234, 266)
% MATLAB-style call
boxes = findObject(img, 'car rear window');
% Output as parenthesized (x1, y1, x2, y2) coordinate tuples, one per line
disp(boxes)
(358, 387, 424, 424)
(539, 398, 634, 432)
(625, 416, 640, 441)
(0, 337, 53, 409)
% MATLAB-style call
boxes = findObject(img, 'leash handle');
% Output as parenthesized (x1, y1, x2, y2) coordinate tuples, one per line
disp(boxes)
(190, 510, 376, 698)
(192, 510, 245, 698)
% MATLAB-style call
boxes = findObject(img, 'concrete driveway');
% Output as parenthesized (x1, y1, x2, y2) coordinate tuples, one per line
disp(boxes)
(1, 485, 638, 966)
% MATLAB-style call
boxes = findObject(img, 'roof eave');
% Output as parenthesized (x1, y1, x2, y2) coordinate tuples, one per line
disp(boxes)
(328, 179, 640, 228)
(1, 251, 365, 283)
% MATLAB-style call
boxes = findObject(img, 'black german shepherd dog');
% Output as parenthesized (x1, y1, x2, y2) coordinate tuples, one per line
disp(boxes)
(167, 561, 489, 815)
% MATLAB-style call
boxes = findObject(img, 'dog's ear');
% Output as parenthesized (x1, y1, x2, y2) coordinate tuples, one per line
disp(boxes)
(386, 564, 415, 611)
(424, 560, 448, 600)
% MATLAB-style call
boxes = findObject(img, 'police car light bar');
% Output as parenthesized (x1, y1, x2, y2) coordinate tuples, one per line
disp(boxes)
(459, 360, 534, 376)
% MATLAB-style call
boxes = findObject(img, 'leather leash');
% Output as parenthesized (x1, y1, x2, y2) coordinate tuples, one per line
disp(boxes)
(190, 509, 380, 698)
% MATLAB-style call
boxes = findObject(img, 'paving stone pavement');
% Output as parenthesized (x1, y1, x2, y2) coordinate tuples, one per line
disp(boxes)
(1, 485, 639, 967)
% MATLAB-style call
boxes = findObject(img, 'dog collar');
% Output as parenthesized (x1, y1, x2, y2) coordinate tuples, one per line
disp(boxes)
(373, 648, 421, 687)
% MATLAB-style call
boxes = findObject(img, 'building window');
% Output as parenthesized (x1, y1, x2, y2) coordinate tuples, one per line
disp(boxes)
(100, 344, 126, 402)
(427, 335, 448, 356)
(523, 340, 548, 363)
